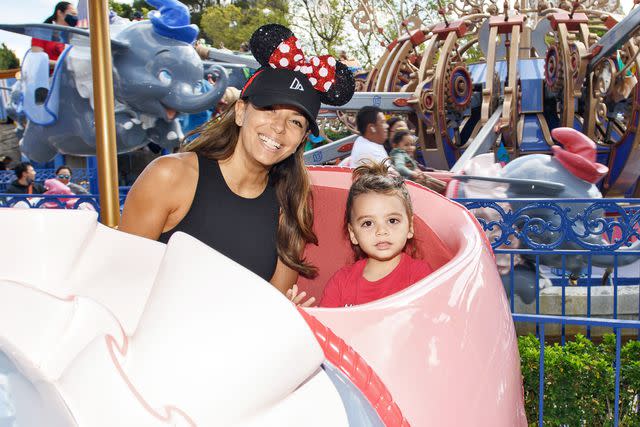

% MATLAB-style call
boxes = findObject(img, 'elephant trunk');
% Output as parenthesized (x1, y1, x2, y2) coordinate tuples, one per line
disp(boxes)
(163, 65, 229, 114)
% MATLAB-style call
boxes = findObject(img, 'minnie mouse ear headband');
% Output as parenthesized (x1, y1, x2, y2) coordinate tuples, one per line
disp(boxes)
(241, 24, 356, 136)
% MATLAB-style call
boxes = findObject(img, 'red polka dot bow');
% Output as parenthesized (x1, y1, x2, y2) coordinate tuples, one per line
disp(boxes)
(268, 36, 337, 92)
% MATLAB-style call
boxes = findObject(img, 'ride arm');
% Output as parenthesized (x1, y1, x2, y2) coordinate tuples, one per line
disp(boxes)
(588, 6, 640, 72)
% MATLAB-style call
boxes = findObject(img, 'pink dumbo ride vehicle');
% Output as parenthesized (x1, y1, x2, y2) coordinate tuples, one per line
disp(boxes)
(0, 167, 526, 426)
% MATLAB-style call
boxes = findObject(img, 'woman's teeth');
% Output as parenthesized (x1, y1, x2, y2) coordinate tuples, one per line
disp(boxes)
(260, 135, 281, 149)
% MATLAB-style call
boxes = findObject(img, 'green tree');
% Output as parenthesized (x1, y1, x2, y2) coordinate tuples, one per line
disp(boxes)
(109, 0, 133, 19)
(289, 0, 350, 57)
(286, 0, 441, 68)
(0, 44, 19, 70)
(200, 0, 288, 51)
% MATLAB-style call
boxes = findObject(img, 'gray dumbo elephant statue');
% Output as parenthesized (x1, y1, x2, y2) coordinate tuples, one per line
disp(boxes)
(0, 0, 228, 162)
(453, 127, 640, 303)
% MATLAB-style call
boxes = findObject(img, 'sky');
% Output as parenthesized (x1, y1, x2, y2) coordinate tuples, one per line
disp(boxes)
(0, 0, 636, 62)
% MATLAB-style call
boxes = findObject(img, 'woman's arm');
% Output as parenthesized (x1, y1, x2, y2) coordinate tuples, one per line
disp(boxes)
(30, 42, 56, 69)
(270, 258, 299, 294)
(119, 156, 189, 240)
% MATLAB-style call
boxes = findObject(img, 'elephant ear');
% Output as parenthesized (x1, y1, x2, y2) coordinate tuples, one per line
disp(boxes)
(452, 175, 566, 197)
(0, 23, 129, 51)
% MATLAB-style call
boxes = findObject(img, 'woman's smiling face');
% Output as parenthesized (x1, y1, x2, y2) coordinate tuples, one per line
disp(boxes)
(235, 100, 309, 167)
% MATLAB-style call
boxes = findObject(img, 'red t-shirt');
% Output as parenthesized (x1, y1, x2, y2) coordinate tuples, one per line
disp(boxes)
(31, 38, 66, 61)
(320, 253, 434, 307)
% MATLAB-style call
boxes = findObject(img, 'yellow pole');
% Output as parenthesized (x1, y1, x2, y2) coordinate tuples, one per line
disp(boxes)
(88, 0, 120, 228)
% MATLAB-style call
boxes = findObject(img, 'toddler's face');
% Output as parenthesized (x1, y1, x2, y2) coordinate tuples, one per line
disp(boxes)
(347, 192, 413, 262)
(397, 135, 416, 156)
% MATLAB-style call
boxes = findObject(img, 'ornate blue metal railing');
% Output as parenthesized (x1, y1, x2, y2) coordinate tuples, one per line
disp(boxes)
(455, 198, 640, 347)
(454, 198, 640, 251)
(0, 193, 127, 218)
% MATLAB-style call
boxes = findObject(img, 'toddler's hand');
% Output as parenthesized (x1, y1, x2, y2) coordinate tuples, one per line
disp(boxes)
(286, 284, 316, 307)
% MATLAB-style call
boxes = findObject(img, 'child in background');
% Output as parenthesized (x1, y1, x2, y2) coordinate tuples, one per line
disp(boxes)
(389, 131, 446, 193)
(320, 161, 434, 307)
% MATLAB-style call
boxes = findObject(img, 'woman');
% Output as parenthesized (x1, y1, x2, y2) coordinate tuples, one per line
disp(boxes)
(120, 24, 355, 295)
(32, 2, 78, 70)
(384, 117, 409, 154)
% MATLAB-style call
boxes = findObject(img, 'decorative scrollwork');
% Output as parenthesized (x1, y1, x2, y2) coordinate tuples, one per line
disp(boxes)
(457, 199, 640, 252)
(447, 64, 473, 111)
(595, 101, 607, 126)
(545, 45, 564, 93)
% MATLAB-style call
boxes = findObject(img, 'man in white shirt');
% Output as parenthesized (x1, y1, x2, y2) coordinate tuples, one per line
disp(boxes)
(350, 106, 389, 166)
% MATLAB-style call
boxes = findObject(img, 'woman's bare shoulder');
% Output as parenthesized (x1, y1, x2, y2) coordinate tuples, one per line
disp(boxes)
(120, 152, 199, 237)
(140, 152, 198, 185)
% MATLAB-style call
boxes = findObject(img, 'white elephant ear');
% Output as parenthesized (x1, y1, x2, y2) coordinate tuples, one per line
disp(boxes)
(452, 175, 566, 197)
(0, 23, 129, 51)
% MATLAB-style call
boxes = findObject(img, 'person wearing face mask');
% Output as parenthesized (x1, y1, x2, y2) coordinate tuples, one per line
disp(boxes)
(120, 24, 355, 302)
(31, 1, 78, 72)
(5, 162, 45, 194)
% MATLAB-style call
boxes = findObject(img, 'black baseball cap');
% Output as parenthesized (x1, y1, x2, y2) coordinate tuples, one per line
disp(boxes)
(241, 68, 321, 136)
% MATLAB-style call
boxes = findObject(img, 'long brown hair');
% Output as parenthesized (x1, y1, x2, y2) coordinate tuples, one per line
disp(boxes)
(182, 100, 318, 278)
(345, 160, 418, 260)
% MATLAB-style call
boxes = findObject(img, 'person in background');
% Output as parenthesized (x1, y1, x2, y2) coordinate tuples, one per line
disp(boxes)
(389, 131, 446, 193)
(5, 162, 45, 194)
(350, 106, 389, 167)
(55, 165, 89, 195)
(384, 117, 409, 153)
(31, 2, 78, 71)
(319, 161, 434, 307)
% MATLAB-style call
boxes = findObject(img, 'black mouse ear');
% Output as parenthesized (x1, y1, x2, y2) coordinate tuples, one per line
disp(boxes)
(249, 24, 294, 68)
(319, 61, 356, 106)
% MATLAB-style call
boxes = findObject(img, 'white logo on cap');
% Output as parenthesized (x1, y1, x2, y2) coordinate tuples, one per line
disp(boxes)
(289, 78, 304, 91)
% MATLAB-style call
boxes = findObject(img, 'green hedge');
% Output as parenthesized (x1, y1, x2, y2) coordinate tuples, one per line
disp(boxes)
(519, 334, 640, 426)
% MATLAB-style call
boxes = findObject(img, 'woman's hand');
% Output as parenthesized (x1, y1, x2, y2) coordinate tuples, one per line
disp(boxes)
(286, 284, 316, 307)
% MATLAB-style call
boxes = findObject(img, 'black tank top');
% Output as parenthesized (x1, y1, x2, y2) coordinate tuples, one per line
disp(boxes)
(158, 154, 279, 281)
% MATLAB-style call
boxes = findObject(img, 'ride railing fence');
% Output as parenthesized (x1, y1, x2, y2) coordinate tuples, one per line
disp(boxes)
(454, 198, 640, 325)
(0, 193, 128, 217)
(514, 314, 640, 427)
(455, 198, 640, 427)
